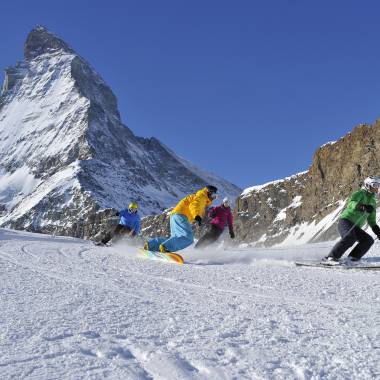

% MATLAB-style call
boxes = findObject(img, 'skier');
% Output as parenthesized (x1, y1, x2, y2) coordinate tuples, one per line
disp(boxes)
(144, 185, 218, 253)
(323, 176, 380, 264)
(100, 202, 141, 245)
(195, 197, 235, 249)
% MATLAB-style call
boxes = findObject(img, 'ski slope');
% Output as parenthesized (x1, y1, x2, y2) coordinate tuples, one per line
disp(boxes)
(1, 229, 379, 379)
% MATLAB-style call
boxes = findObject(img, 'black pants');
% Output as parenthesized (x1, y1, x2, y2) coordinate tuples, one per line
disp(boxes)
(195, 224, 223, 249)
(329, 218, 374, 260)
(101, 224, 132, 245)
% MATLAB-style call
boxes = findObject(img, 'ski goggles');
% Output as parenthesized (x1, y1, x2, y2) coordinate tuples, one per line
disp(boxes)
(128, 208, 138, 214)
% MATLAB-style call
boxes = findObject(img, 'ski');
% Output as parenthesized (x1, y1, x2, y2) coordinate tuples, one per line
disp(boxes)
(295, 260, 380, 270)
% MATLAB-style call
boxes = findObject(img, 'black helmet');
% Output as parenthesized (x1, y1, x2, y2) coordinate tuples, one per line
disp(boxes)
(206, 185, 217, 194)
(206, 185, 218, 199)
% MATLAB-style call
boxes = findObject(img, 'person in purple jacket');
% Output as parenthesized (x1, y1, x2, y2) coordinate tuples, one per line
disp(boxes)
(195, 197, 235, 249)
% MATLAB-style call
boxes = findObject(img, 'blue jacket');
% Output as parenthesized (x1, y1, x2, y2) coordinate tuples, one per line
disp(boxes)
(119, 209, 141, 235)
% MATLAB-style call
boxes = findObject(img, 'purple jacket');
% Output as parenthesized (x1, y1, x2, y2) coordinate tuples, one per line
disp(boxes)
(208, 205, 234, 232)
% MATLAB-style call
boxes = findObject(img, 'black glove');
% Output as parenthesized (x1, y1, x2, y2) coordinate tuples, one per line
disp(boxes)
(194, 215, 202, 226)
(230, 230, 235, 239)
(372, 225, 380, 239)
(209, 210, 216, 218)
(356, 203, 374, 213)
(114, 211, 120, 217)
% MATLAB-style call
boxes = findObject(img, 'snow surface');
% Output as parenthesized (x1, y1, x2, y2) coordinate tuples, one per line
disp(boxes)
(273, 196, 303, 224)
(0, 166, 41, 210)
(1, 229, 379, 379)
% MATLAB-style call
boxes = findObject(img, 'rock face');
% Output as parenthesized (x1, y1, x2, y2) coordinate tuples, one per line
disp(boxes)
(235, 121, 380, 246)
(0, 26, 241, 238)
(24, 26, 76, 60)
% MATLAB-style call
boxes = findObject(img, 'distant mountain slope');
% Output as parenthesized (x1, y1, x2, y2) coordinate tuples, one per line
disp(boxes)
(0, 26, 241, 237)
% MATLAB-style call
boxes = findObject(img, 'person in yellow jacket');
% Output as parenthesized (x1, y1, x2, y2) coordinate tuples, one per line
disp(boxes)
(145, 185, 218, 253)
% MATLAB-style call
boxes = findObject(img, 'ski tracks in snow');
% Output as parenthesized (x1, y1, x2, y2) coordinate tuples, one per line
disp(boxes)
(0, 230, 379, 379)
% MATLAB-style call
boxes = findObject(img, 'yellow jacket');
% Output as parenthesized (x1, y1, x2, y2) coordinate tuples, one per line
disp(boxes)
(171, 187, 213, 222)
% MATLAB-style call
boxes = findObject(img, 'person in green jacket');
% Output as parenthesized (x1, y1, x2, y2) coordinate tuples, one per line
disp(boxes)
(324, 176, 380, 264)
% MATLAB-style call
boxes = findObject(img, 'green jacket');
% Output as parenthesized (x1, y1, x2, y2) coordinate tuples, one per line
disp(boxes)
(340, 188, 377, 228)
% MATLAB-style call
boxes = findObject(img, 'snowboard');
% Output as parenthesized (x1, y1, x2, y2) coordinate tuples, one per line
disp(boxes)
(295, 260, 380, 270)
(138, 248, 184, 265)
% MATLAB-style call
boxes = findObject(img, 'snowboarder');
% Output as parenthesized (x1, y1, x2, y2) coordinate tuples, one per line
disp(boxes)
(195, 197, 235, 249)
(100, 202, 141, 245)
(144, 185, 218, 253)
(323, 176, 380, 264)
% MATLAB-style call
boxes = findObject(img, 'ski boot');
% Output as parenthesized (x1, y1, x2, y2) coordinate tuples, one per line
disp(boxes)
(321, 256, 341, 266)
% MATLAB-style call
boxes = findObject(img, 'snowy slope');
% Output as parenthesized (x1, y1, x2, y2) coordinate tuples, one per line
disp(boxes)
(1, 228, 379, 379)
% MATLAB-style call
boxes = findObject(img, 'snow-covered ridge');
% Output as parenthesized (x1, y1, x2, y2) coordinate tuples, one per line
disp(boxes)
(320, 141, 337, 148)
(241, 171, 308, 197)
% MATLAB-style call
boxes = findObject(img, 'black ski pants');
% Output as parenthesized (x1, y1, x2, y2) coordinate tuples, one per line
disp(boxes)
(329, 218, 374, 260)
(195, 224, 223, 249)
(101, 224, 132, 245)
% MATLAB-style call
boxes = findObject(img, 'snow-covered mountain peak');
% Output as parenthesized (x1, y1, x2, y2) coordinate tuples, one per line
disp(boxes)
(0, 27, 241, 238)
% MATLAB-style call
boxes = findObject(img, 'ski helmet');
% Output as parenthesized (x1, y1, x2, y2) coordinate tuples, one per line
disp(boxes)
(364, 176, 380, 192)
(128, 202, 138, 213)
(222, 197, 230, 207)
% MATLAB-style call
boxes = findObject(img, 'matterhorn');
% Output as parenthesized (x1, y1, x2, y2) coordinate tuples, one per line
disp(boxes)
(0, 26, 240, 237)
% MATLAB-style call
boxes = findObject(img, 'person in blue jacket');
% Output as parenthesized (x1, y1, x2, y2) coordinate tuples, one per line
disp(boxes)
(100, 202, 141, 245)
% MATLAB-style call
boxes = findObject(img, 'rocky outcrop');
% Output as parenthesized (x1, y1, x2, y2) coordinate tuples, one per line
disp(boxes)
(234, 172, 309, 245)
(235, 121, 380, 246)
(24, 25, 75, 60)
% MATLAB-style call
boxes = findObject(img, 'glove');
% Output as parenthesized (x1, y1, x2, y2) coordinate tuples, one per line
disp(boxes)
(208, 210, 216, 218)
(194, 215, 202, 226)
(114, 211, 120, 217)
(372, 225, 380, 239)
(356, 203, 374, 213)
(230, 231, 235, 239)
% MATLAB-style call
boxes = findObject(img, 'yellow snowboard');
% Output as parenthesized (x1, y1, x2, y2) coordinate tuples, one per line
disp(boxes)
(138, 248, 184, 265)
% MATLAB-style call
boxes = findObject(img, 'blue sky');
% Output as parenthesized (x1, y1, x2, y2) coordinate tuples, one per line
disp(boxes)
(1, 1, 380, 188)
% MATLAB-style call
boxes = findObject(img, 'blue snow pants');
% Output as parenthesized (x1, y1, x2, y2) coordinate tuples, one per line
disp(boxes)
(148, 213, 194, 252)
